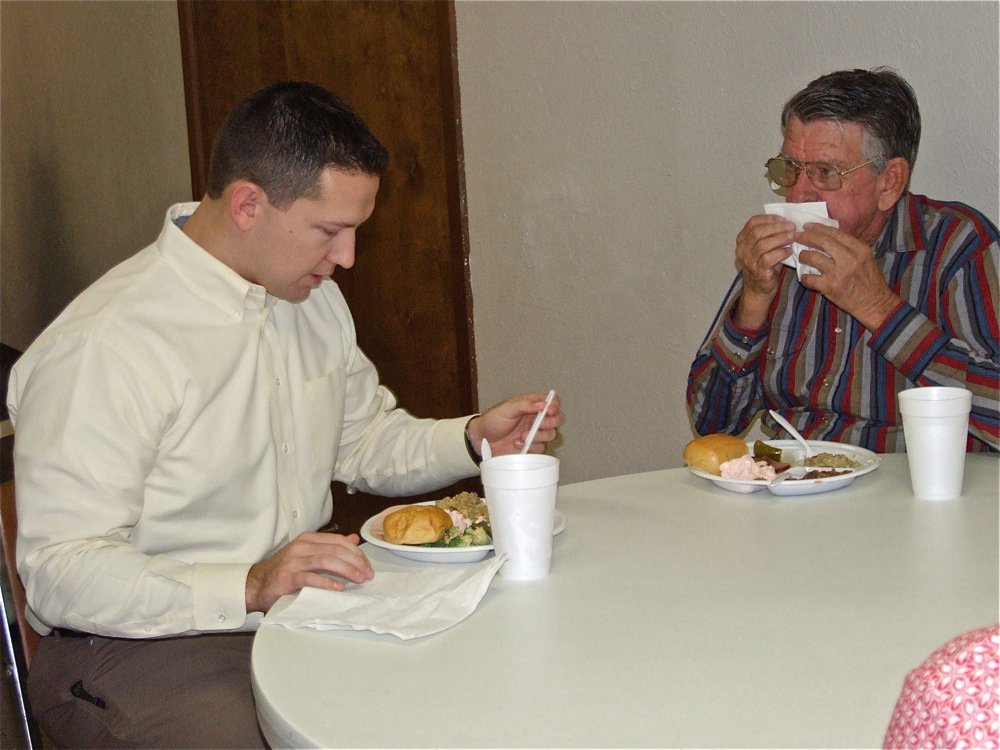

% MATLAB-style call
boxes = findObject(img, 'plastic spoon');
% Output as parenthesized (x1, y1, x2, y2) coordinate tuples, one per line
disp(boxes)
(521, 390, 556, 454)
(768, 409, 814, 458)
(480, 438, 493, 462)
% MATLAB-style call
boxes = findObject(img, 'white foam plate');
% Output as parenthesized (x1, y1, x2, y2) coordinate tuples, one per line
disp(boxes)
(360, 501, 567, 563)
(688, 440, 880, 496)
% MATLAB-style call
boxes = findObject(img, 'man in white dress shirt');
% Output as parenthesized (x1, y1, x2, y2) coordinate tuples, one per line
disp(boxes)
(7, 81, 563, 747)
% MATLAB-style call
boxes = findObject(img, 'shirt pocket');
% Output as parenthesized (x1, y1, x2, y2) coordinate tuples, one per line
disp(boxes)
(303, 368, 345, 476)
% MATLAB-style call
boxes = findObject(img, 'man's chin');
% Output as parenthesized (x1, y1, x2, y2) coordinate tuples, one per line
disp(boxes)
(278, 276, 326, 303)
(269, 287, 312, 304)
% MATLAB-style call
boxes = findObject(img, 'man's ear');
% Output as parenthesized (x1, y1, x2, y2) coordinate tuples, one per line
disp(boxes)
(228, 181, 266, 231)
(876, 157, 910, 211)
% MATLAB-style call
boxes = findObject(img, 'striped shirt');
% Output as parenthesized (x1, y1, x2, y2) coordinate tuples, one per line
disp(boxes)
(687, 193, 999, 453)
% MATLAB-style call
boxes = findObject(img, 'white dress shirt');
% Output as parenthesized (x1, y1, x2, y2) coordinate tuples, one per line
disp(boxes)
(7, 203, 477, 638)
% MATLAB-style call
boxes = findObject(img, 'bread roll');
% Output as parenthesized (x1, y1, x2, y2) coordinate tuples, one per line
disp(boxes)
(383, 505, 453, 545)
(683, 434, 749, 475)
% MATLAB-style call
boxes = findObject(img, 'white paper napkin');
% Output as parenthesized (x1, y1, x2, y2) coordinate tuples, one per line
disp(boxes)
(764, 202, 839, 279)
(261, 554, 507, 640)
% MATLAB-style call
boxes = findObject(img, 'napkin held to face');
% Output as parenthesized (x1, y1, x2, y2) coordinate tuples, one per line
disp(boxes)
(764, 202, 840, 280)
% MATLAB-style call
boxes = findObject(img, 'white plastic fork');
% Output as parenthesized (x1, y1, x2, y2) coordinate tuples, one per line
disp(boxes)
(769, 410, 814, 458)
(769, 466, 809, 487)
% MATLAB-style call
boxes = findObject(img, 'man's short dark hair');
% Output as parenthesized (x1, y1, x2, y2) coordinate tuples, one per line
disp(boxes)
(781, 67, 921, 172)
(206, 81, 389, 209)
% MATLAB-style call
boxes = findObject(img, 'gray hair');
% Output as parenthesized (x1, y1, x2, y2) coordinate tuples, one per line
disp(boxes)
(781, 67, 921, 173)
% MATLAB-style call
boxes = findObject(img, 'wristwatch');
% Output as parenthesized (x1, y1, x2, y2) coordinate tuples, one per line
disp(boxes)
(464, 416, 483, 466)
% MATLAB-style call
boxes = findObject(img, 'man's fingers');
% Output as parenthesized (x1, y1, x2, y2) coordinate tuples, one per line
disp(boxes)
(303, 551, 373, 583)
(296, 572, 350, 593)
(279, 533, 374, 582)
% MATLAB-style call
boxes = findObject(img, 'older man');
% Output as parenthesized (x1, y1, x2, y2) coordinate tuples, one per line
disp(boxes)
(687, 68, 998, 452)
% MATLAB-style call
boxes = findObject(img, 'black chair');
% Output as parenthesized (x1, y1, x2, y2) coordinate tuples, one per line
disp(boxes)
(1, 479, 44, 748)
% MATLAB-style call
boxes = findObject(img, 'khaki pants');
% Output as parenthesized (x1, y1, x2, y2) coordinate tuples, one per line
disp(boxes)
(28, 631, 267, 748)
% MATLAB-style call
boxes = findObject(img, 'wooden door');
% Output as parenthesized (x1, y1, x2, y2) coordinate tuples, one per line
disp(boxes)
(178, 0, 478, 534)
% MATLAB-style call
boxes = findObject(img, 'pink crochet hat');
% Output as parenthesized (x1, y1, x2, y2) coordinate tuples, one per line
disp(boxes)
(884, 623, 999, 749)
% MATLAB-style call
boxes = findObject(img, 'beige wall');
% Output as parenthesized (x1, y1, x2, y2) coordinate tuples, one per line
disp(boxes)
(1, 0, 191, 352)
(2, 2, 997, 486)
(456, 1, 1000, 483)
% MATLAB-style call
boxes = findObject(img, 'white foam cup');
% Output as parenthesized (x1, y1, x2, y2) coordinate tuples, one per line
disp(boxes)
(481, 453, 559, 580)
(898, 387, 972, 500)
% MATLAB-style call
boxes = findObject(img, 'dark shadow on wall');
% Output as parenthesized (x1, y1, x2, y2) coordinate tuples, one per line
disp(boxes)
(24, 155, 93, 339)
(1, 343, 20, 483)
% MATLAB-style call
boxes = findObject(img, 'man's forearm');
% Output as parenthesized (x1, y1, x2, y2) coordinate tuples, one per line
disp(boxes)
(869, 300, 1000, 450)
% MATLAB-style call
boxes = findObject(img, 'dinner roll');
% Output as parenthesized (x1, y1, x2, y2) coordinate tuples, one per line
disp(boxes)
(683, 434, 749, 475)
(382, 505, 453, 545)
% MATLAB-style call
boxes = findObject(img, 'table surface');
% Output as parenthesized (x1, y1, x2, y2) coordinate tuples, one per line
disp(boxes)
(252, 454, 999, 748)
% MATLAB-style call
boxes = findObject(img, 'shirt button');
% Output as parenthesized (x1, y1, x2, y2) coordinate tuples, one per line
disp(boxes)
(281, 443, 289, 454)
(741, 336, 750, 344)
(834, 326, 843, 334)
(292, 509, 300, 519)
(275, 377, 281, 387)
(822, 379, 830, 387)
(217, 614, 226, 623)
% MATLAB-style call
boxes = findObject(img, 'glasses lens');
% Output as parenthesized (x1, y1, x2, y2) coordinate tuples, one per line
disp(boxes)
(766, 158, 797, 187)
(804, 163, 842, 191)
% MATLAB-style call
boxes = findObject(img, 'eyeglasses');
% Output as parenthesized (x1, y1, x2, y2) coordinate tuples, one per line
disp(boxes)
(765, 156, 878, 192)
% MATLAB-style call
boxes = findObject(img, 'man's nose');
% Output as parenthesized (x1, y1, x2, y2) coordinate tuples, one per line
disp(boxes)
(328, 232, 356, 269)
(786, 169, 820, 203)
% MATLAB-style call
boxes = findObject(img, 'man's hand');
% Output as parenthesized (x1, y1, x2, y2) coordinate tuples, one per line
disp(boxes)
(796, 223, 900, 330)
(245, 532, 374, 614)
(466, 392, 565, 457)
(733, 215, 796, 330)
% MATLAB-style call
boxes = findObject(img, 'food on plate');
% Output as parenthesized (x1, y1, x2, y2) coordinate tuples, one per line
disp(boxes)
(791, 469, 852, 480)
(753, 440, 784, 462)
(752, 441, 791, 473)
(720, 454, 777, 481)
(684, 434, 749, 475)
(804, 452, 861, 469)
(382, 492, 494, 547)
(436, 492, 489, 526)
(427, 523, 491, 548)
(429, 492, 492, 548)
(383, 505, 453, 545)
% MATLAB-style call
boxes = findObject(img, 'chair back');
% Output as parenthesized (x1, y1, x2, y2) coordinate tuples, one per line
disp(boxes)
(1, 479, 44, 747)
(0, 480, 39, 666)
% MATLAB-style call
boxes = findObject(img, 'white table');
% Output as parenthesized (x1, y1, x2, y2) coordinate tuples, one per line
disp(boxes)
(252, 454, 999, 748)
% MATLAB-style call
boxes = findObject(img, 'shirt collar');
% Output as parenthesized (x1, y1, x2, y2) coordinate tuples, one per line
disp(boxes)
(157, 203, 275, 322)
(873, 192, 915, 258)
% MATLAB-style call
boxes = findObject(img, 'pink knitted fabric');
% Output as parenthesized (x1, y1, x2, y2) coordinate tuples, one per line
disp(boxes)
(884, 624, 999, 749)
